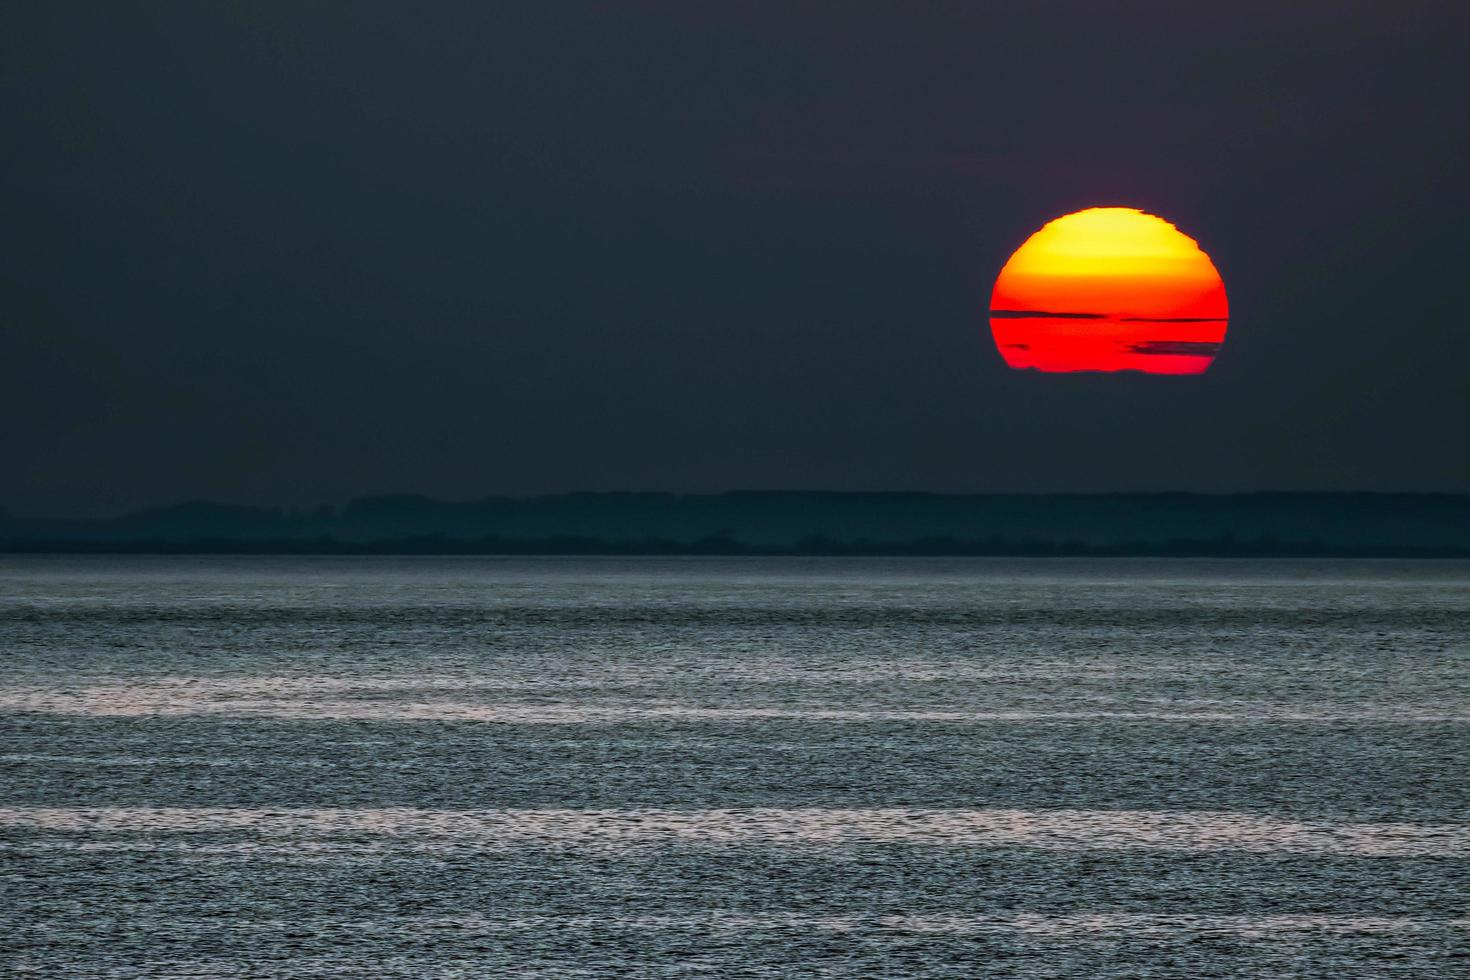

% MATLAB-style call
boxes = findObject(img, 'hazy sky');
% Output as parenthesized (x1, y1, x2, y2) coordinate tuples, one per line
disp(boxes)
(4, 1, 1468, 515)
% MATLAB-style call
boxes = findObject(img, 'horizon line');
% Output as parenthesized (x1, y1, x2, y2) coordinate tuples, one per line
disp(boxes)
(5, 488, 1470, 524)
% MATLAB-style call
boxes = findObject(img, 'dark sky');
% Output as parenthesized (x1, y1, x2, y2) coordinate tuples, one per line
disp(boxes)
(4, 1, 1468, 515)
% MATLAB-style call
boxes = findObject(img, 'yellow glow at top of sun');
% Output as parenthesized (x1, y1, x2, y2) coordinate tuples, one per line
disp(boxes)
(997, 207, 1219, 282)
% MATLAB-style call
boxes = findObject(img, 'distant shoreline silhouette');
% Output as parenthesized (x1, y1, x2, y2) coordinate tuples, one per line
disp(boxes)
(3, 537, 1467, 558)
(3, 492, 1468, 557)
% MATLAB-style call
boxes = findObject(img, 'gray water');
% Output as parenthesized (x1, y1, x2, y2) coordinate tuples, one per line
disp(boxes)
(2, 556, 1467, 977)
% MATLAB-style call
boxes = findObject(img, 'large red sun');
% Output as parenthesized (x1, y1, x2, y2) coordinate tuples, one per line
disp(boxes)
(989, 207, 1228, 374)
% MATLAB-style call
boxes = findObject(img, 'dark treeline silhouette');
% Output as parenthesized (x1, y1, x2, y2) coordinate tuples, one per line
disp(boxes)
(3, 492, 1469, 557)
(4, 536, 1468, 558)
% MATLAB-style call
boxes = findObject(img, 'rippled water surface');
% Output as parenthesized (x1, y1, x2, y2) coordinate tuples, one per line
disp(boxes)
(3, 556, 1468, 976)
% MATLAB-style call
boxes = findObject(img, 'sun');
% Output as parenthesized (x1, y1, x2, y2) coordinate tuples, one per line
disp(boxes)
(989, 207, 1228, 374)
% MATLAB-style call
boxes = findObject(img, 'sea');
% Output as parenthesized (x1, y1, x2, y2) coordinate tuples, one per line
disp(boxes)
(2, 556, 1467, 977)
